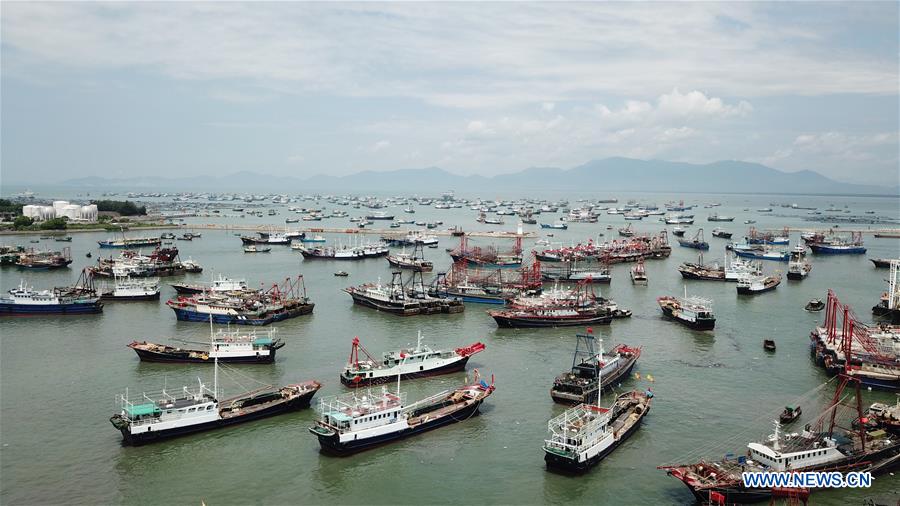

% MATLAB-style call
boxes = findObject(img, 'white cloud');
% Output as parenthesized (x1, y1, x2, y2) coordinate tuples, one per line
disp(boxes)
(2, 2, 896, 110)
(656, 89, 752, 119)
(542, 102, 556, 112)
(371, 140, 391, 152)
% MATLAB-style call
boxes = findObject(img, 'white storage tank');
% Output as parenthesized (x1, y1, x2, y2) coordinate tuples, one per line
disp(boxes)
(61, 204, 81, 220)
(52, 201, 70, 214)
(22, 205, 37, 219)
(79, 205, 98, 222)
(38, 206, 56, 221)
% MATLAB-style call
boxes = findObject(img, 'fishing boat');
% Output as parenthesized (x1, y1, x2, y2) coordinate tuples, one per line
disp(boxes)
(100, 276, 160, 301)
(711, 228, 732, 239)
(731, 244, 790, 262)
(541, 261, 611, 283)
(344, 271, 465, 316)
(736, 273, 781, 295)
(167, 276, 314, 325)
(54, 236, 73, 242)
(171, 275, 249, 295)
(779, 405, 801, 423)
(745, 228, 789, 245)
(365, 212, 395, 221)
(630, 259, 647, 285)
(243, 244, 271, 253)
(14, 248, 73, 270)
(550, 330, 641, 405)
(864, 399, 900, 435)
(386, 244, 433, 272)
(0, 278, 102, 315)
(805, 298, 825, 311)
(128, 324, 284, 364)
(677, 228, 709, 250)
(98, 235, 162, 249)
(340, 332, 485, 386)
(488, 280, 616, 328)
(871, 258, 894, 268)
(707, 213, 734, 222)
(299, 235, 327, 243)
(787, 245, 811, 280)
(677, 252, 726, 281)
(618, 224, 634, 237)
(449, 235, 523, 268)
(240, 232, 291, 245)
(308, 372, 494, 456)
(657, 289, 715, 330)
(672, 226, 686, 237)
(661, 375, 900, 503)
(543, 390, 652, 473)
(541, 221, 569, 230)
(334, 271, 349, 277)
(806, 231, 866, 255)
(110, 366, 320, 445)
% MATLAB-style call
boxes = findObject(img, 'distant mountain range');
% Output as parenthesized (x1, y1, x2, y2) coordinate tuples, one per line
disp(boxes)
(43, 158, 897, 196)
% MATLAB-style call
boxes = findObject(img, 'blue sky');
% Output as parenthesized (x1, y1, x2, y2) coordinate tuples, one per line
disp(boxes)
(2, 2, 898, 185)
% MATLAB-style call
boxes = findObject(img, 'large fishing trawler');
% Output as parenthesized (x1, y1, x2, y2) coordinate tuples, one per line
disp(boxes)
(658, 288, 715, 330)
(550, 330, 641, 404)
(543, 390, 653, 473)
(167, 276, 314, 325)
(340, 332, 485, 386)
(0, 275, 102, 315)
(110, 373, 319, 445)
(127, 326, 285, 364)
(308, 372, 494, 456)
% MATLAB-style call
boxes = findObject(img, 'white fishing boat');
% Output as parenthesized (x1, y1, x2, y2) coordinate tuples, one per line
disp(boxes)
(340, 332, 485, 386)
(101, 276, 160, 301)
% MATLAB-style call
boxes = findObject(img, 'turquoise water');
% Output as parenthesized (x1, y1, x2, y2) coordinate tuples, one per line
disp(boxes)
(1, 192, 898, 505)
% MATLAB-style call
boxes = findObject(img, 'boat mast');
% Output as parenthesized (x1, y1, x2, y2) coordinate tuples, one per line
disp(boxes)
(210, 315, 218, 399)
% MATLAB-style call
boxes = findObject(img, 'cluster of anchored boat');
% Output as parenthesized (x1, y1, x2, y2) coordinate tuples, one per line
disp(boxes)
(2, 193, 899, 504)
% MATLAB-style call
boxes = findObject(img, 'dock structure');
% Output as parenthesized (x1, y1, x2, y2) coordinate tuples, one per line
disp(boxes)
(185, 223, 538, 238)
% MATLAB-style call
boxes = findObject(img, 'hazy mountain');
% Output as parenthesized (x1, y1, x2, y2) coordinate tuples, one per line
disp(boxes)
(48, 158, 896, 196)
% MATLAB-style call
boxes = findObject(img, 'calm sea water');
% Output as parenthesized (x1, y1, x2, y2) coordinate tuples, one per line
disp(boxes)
(1, 192, 899, 505)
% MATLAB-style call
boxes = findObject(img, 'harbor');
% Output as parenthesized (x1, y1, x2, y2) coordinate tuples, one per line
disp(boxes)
(1, 191, 898, 505)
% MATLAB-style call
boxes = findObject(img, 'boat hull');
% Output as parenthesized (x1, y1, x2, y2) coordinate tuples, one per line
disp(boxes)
(340, 356, 470, 386)
(101, 292, 161, 301)
(491, 313, 612, 328)
(170, 303, 314, 325)
(311, 399, 484, 456)
(0, 301, 103, 315)
(808, 244, 866, 255)
(130, 347, 277, 364)
(114, 389, 317, 446)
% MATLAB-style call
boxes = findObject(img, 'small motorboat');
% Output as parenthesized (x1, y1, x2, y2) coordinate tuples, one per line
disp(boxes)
(779, 406, 801, 424)
(672, 226, 686, 237)
(243, 245, 271, 253)
(744, 219, 756, 224)
(86, 252, 93, 258)
(870, 258, 893, 269)
(805, 298, 825, 311)
(334, 271, 349, 277)
(763, 339, 776, 352)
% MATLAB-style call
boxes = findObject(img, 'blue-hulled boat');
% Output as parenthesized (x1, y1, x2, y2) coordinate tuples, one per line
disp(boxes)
(677, 228, 709, 250)
(0, 280, 103, 315)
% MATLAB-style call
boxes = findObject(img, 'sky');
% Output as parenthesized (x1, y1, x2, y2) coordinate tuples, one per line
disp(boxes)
(1, 2, 898, 186)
